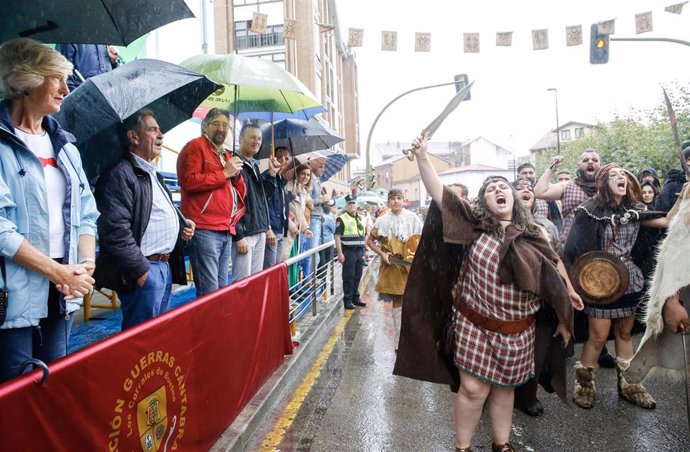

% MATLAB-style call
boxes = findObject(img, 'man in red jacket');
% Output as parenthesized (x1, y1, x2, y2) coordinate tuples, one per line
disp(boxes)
(178, 109, 246, 296)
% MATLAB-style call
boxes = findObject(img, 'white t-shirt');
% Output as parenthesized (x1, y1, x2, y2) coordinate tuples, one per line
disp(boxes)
(15, 128, 66, 258)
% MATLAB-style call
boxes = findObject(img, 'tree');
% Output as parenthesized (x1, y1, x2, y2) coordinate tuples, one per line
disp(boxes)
(535, 83, 690, 181)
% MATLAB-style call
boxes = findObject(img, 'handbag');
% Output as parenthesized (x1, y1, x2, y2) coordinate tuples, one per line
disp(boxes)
(0, 257, 7, 325)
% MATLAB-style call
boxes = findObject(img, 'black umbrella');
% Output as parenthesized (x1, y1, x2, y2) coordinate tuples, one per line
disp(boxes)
(53, 59, 220, 180)
(0, 0, 194, 45)
(257, 118, 344, 160)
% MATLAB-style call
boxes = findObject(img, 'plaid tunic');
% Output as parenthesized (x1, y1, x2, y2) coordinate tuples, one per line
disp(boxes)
(585, 221, 643, 319)
(453, 232, 540, 387)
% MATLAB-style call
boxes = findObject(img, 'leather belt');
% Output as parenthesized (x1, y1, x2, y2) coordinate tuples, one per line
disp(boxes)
(147, 253, 170, 262)
(457, 301, 534, 335)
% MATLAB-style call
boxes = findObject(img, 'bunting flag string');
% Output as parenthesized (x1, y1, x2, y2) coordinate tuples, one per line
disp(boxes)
(246, 3, 686, 53)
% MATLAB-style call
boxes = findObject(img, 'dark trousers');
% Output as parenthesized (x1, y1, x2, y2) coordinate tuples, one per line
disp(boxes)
(342, 246, 364, 303)
(0, 283, 73, 384)
(318, 244, 333, 278)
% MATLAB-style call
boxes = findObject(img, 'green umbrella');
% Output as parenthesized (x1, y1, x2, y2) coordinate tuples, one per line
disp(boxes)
(180, 54, 322, 117)
(113, 33, 148, 63)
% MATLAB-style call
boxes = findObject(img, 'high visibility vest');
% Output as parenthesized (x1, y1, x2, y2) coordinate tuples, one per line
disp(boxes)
(338, 212, 366, 246)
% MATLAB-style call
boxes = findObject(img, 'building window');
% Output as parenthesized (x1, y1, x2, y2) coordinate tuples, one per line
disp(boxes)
(561, 129, 571, 141)
(235, 21, 285, 50)
(575, 127, 584, 138)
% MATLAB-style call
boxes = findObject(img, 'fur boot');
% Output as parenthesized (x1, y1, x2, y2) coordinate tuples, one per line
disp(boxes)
(616, 358, 656, 409)
(573, 361, 597, 409)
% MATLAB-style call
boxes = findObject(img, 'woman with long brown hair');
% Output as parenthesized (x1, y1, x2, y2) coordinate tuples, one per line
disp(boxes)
(564, 163, 669, 410)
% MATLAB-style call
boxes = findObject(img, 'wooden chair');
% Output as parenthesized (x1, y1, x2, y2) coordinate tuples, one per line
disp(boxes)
(83, 288, 119, 322)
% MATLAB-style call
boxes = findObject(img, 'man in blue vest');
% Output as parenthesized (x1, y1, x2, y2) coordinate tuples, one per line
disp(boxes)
(335, 195, 367, 310)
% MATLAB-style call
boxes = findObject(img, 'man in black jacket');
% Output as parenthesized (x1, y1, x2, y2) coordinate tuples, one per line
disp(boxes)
(232, 123, 280, 281)
(94, 109, 195, 330)
(656, 148, 689, 213)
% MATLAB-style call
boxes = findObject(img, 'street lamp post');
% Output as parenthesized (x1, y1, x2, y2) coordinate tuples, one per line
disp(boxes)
(364, 81, 459, 190)
(547, 88, 561, 155)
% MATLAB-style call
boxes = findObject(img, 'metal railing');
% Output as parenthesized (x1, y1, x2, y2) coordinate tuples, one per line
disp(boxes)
(285, 240, 337, 335)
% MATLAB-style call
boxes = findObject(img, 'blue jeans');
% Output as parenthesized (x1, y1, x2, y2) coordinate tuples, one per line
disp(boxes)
(0, 283, 73, 384)
(188, 228, 232, 297)
(263, 234, 284, 269)
(232, 232, 266, 281)
(118, 261, 172, 330)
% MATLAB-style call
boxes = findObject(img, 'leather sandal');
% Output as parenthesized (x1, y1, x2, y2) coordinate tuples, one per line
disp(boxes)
(492, 442, 516, 452)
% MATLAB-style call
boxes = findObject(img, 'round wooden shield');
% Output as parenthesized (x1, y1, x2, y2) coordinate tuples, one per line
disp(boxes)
(570, 251, 629, 305)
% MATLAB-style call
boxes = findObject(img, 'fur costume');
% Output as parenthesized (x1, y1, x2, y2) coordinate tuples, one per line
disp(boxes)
(624, 193, 690, 384)
(372, 208, 422, 244)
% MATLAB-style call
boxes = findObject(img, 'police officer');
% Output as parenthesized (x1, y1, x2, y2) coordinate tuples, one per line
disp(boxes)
(335, 195, 367, 310)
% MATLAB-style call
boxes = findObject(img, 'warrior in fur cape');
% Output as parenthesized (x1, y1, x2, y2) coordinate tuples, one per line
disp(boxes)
(624, 183, 690, 384)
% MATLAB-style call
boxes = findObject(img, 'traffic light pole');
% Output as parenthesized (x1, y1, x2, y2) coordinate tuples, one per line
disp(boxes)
(611, 37, 690, 47)
(364, 81, 458, 190)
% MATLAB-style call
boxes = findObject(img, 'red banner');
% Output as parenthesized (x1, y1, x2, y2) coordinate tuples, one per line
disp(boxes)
(0, 263, 293, 451)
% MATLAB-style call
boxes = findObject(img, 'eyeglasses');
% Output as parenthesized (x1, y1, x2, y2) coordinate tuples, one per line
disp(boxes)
(209, 121, 230, 129)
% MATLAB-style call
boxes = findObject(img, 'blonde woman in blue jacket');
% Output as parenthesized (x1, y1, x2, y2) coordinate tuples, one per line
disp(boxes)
(0, 38, 99, 383)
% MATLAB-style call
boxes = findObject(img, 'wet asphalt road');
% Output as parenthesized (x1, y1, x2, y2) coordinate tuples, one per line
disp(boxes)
(244, 260, 690, 452)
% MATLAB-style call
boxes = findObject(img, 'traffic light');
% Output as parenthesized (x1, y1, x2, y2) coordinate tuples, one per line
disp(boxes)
(589, 24, 609, 64)
(453, 74, 471, 100)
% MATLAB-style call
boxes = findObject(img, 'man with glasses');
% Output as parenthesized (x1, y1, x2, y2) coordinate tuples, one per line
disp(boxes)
(177, 109, 246, 296)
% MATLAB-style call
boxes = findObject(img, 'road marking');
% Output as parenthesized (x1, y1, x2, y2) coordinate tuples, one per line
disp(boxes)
(260, 309, 354, 451)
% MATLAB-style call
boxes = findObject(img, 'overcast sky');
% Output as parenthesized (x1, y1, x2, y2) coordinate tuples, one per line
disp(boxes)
(335, 0, 689, 167)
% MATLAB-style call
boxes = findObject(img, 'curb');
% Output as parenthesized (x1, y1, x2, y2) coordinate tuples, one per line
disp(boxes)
(212, 296, 343, 452)
(211, 263, 376, 451)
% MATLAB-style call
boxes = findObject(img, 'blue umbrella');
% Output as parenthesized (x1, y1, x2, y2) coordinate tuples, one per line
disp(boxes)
(257, 118, 343, 160)
(236, 105, 326, 121)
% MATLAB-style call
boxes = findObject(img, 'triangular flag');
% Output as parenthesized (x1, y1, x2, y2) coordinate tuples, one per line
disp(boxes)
(381, 31, 397, 51)
(636, 12, 653, 34)
(283, 19, 297, 40)
(598, 19, 616, 35)
(565, 25, 583, 46)
(665, 2, 687, 14)
(251, 12, 268, 34)
(463, 33, 480, 53)
(348, 28, 364, 47)
(415, 33, 431, 52)
(532, 29, 549, 50)
(496, 32, 512, 47)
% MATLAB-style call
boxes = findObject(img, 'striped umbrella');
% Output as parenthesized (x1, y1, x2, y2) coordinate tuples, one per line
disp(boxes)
(283, 150, 349, 182)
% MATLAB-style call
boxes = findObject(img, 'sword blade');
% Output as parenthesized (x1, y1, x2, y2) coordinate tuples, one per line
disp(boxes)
(663, 88, 689, 178)
(424, 81, 475, 137)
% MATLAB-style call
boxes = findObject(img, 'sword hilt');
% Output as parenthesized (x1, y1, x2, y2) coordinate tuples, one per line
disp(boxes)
(401, 130, 429, 161)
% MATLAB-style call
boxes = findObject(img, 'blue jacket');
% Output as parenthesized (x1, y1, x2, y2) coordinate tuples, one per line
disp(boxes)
(56, 44, 118, 90)
(0, 102, 99, 329)
(266, 174, 288, 237)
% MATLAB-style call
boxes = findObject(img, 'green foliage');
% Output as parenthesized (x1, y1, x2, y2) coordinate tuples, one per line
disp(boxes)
(535, 82, 690, 181)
